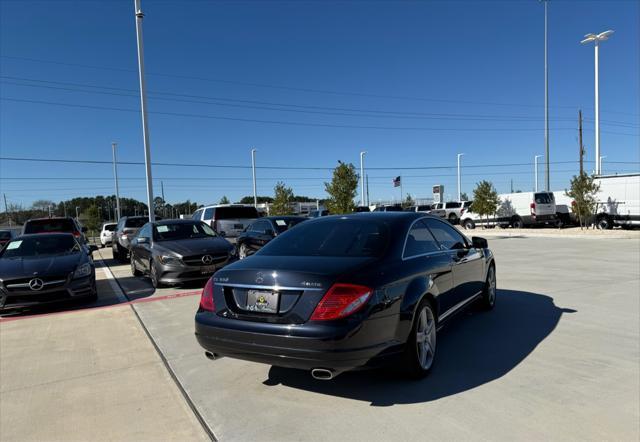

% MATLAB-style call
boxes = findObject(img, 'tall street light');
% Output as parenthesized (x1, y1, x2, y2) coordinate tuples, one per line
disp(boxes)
(457, 153, 464, 201)
(534, 155, 543, 192)
(599, 155, 607, 174)
(359, 151, 367, 207)
(251, 149, 258, 207)
(542, 0, 550, 192)
(134, 0, 155, 222)
(111, 142, 121, 220)
(581, 30, 614, 176)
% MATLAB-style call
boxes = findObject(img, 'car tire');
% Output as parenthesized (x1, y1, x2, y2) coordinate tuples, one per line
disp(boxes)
(131, 256, 142, 277)
(596, 215, 613, 230)
(463, 219, 475, 230)
(512, 217, 524, 229)
(402, 300, 437, 379)
(479, 265, 497, 310)
(448, 213, 458, 224)
(238, 243, 249, 260)
(150, 261, 163, 289)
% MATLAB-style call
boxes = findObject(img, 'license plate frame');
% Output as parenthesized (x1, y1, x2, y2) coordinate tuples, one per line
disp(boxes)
(200, 265, 216, 274)
(246, 289, 279, 314)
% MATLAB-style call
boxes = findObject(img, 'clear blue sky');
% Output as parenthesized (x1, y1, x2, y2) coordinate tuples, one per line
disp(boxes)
(1, 0, 638, 208)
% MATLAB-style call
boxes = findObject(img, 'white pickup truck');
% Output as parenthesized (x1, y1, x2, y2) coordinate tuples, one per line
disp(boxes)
(429, 201, 472, 224)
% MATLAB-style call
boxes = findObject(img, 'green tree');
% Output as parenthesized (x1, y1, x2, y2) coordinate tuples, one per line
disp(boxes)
(460, 192, 469, 201)
(324, 161, 358, 214)
(565, 172, 600, 229)
(470, 181, 500, 226)
(83, 205, 102, 238)
(239, 195, 273, 204)
(402, 193, 415, 209)
(271, 182, 295, 215)
(219, 196, 230, 204)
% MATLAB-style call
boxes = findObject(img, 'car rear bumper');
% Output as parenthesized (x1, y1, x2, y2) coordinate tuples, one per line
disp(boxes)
(0, 275, 96, 311)
(194, 312, 402, 373)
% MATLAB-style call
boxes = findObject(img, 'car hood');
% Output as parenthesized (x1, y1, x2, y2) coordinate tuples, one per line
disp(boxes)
(0, 253, 83, 280)
(154, 237, 232, 257)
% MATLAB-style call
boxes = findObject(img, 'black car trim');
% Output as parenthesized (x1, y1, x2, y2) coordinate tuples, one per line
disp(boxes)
(219, 283, 324, 292)
(439, 290, 482, 322)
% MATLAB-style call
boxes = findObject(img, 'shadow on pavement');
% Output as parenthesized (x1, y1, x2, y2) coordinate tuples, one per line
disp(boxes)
(264, 290, 575, 406)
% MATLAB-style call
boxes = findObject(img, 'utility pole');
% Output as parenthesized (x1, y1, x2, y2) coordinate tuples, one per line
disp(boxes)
(534, 155, 543, 192)
(511, 179, 514, 193)
(134, 0, 155, 222)
(457, 153, 464, 201)
(542, 0, 550, 191)
(111, 142, 121, 220)
(251, 148, 257, 207)
(3, 193, 11, 227)
(359, 151, 366, 207)
(161, 180, 165, 216)
(75, 206, 80, 219)
(366, 174, 370, 207)
(578, 110, 585, 175)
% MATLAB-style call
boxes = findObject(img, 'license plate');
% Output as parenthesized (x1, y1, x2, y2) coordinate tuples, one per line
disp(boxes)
(246, 290, 279, 313)
(200, 265, 216, 274)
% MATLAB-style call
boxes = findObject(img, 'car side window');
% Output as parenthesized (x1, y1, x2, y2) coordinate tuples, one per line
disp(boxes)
(252, 220, 268, 234)
(192, 209, 203, 220)
(203, 208, 214, 220)
(424, 218, 467, 250)
(138, 224, 152, 240)
(403, 220, 440, 259)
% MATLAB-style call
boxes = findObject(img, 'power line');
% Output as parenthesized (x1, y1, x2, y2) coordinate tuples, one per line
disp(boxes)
(4, 75, 637, 127)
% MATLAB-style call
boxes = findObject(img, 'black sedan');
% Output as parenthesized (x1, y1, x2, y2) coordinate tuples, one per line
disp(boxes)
(195, 212, 496, 379)
(236, 216, 307, 259)
(130, 219, 234, 288)
(0, 233, 97, 311)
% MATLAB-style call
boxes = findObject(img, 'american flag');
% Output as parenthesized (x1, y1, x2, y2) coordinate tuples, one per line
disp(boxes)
(393, 176, 401, 187)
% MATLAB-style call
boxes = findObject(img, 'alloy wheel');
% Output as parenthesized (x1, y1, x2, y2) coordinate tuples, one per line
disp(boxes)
(415, 306, 436, 370)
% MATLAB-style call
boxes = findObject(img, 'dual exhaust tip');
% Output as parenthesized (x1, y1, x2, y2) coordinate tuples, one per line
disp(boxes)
(204, 352, 335, 381)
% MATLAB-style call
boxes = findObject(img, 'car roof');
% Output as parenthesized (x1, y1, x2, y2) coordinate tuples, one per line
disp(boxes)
(261, 216, 306, 221)
(16, 233, 76, 239)
(153, 219, 201, 225)
(26, 217, 75, 222)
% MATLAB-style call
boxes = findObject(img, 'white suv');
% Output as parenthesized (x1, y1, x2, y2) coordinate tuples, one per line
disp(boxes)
(429, 201, 470, 224)
(192, 204, 259, 238)
(100, 222, 117, 247)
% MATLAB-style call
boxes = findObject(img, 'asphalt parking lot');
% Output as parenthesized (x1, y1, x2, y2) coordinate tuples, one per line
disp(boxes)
(1, 235, 639, 441)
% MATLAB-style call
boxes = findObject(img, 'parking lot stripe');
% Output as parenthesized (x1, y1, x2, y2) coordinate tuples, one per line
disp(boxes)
(97, 259, 129, 304)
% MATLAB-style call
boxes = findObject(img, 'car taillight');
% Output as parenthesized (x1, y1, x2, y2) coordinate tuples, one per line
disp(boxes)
(530, 202, 536, 215)
(310, 283, 373, 321)
(200, 278, 215, 312)
(73, 231, 81, 238)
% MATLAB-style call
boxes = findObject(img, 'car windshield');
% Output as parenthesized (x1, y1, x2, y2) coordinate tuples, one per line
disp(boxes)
(259, 219, 389, 257)
(125, 217, 148, 228)
(216, 207, 259, 219)
(24, 219, 75, 234)
(0, 235, 80, 258)
(154, 222, 217, 241)
(273, 218, 305, 234)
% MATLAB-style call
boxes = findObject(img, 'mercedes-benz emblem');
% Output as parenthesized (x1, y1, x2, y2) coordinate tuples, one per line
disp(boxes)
(255, 272, 264, 284)
(29, 278, 44, 291)
(201, 255, 214, 265)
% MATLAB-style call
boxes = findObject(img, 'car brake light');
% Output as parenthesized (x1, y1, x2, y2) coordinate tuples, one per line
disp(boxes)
(73, 231, 81, 238)
(200, 278, 215, 312)
(310, 283, 373, 321)
(530, 202, 536, 215)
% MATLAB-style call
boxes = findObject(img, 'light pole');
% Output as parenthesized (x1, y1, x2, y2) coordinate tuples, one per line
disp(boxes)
(599, 155, 607, 174)
(111, 142, 121, 220)
(75, 206, 79, 219)
(457, 153, 464, 201)
(359, 151, 367, 206)
(134, 0, 155, 222)
(542, 0, 550, 192)
(581, 30, 614, 176)
(534, 155, 543, 192)
(251, 148, 257, 207)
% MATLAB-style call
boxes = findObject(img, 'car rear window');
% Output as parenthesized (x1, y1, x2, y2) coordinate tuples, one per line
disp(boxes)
(534, 192, 554, 204)
(216, 207, 259, 219)
(104, 224, 116, 231)
(259, 219, 389, 257)
(24, 219, 76, 234)
(0, 231, 12, 240)
(273, 218, 305, 233)
(124, 217, 148, 228)
(445, 202, 462, 209)
(384, 206, 403, 212)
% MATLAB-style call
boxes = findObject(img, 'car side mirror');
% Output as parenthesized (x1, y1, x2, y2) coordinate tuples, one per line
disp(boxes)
(472, 236, 488, 249)
(81, 226, 88, 233)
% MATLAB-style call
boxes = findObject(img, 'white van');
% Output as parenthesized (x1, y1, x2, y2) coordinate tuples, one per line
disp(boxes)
(593, 174, 640, 229)
(460, 191, 557, 229)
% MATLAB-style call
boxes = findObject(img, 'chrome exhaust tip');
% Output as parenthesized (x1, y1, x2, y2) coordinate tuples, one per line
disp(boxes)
(204, 351, 219, 360)
(311, 368, 334, 380)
